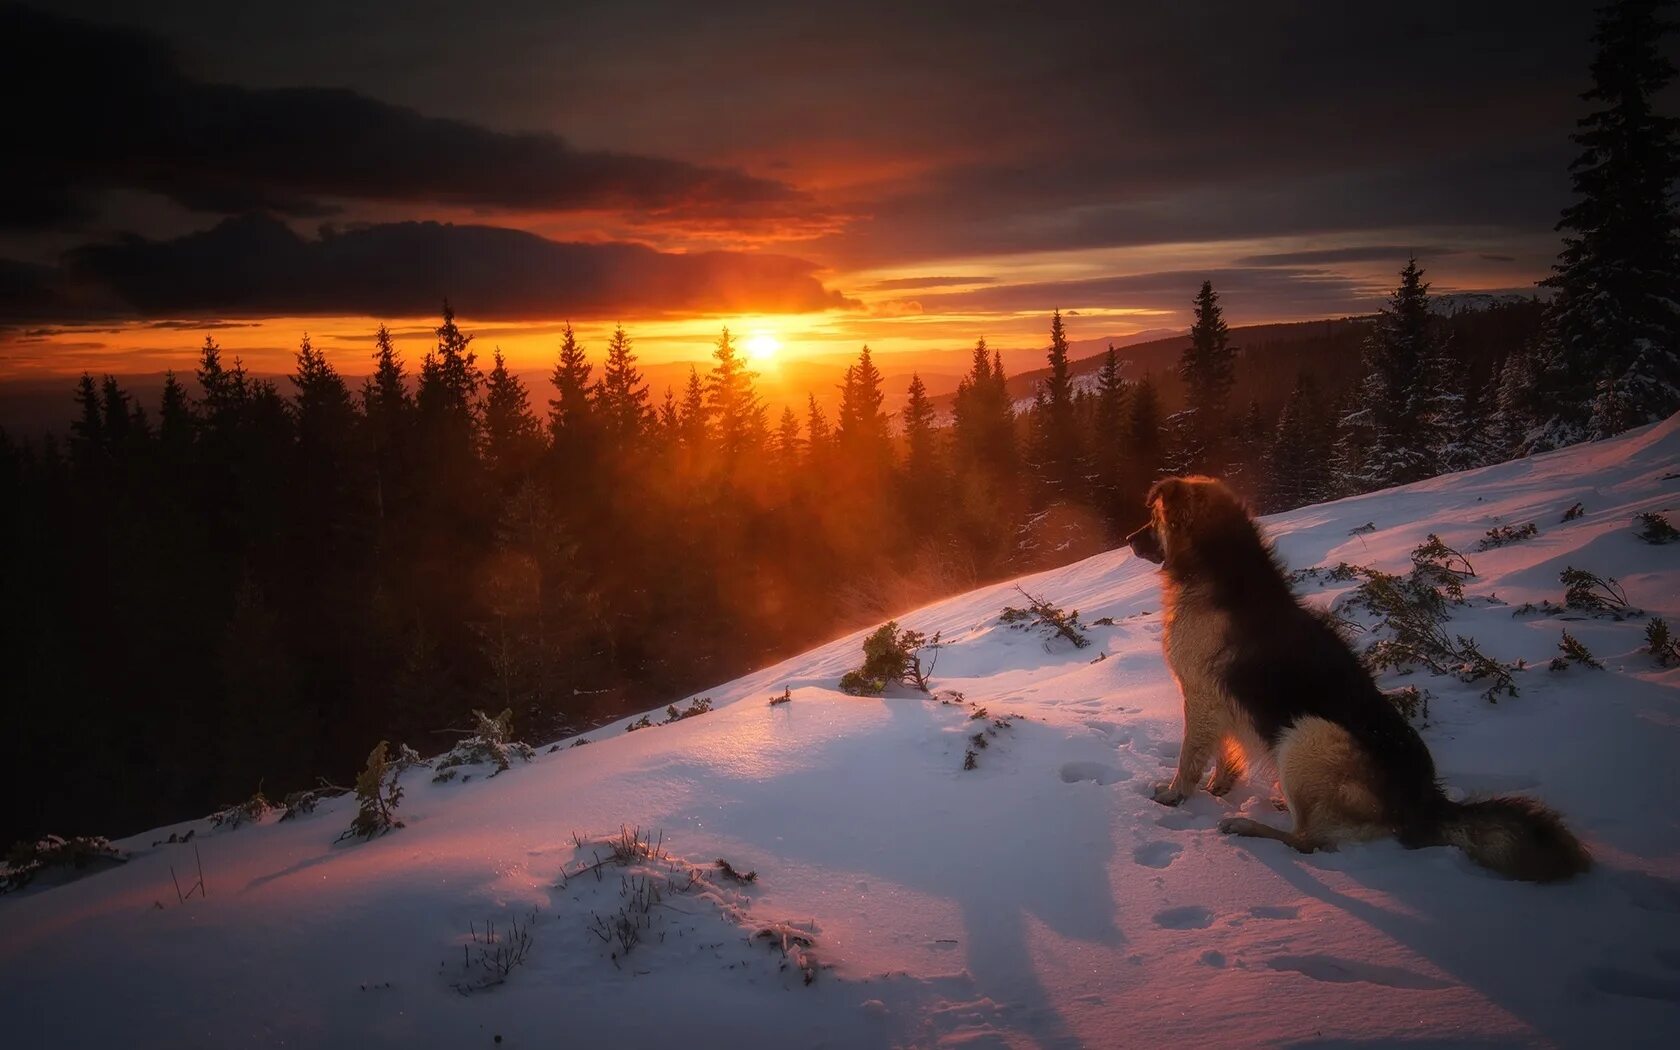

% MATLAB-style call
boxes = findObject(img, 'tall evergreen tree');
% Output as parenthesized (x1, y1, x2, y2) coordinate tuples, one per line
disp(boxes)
(775, 406, 803, 470)
(482, 349, 541, 480)
(837, 344, 891, 466)
(546, 323, 594, 452)
(594, 324, 652, 444)
(1122, 372, 1165, 490)
(805, 393, 833, 460)
(1030, 310, 1085, 499)
(902, 372, 937, 480)
(1173, 281, 1238, 474)
(678, 366, 709, 449)
(1535, 0, 1680, 443)
(1260, 375, 1331, 512)
(417, 303, 481, 458)
(705, 328, 767, 458)
(1343, 260, 1453, 489)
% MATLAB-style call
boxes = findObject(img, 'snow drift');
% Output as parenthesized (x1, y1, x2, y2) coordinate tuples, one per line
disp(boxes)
(5, 417, 1680, 1047)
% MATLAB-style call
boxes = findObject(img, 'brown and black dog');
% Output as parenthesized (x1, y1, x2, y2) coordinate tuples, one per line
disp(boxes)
(1126, 476, 1590, 882)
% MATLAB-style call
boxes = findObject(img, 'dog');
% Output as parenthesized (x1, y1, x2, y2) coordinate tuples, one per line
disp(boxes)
(1125, 476, 1591, 882)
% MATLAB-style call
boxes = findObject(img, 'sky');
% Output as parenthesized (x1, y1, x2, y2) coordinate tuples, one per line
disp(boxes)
(0, 1, 1612, 378)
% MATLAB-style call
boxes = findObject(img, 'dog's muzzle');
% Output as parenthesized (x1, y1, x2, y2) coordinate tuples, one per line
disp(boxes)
(1127, 523, 1165, 564)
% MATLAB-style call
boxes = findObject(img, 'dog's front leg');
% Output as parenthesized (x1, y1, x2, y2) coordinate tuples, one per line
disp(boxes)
(1152, 699, 1221, 806)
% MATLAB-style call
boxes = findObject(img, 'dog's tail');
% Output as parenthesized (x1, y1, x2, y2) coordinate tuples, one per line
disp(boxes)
(1420, 796, 1591, 882)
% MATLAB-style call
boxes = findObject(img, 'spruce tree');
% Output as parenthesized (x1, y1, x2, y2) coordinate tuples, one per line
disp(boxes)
(1261, 375, 1330, 512)
(482, 349, 541, 479)
(1123, 372, 1164, 487)
(1173, 281, 1237, 474)
(805, 393, 832, 460)
(1345, 260, 1453, 489)
(158, 370, 194, 464)
(1536, 0, 1680, 443)
(902, 372, 937, 481)
(775, 405, 803, 468)
(837, 345, 891, 467)
(417, 302, 481, 459)
(594, 324, 652, 444)
(706, 328, 768, 458)
(1031, 310, 1085, 498)
(678, 366, 709, 449)
(546, 322, 595, 455)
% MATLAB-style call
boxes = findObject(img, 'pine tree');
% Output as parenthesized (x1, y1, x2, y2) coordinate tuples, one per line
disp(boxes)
(594, 324, 652, 444)
(1123, 372, 1164, 485)
(1173, 281, 1238, 474)
(482, 349, 540, 479)
(1261, 375, 1330, 512)
(1535, 0, 1680, 444)
(805, 393, 832, 460)
(678, 366, 709, 449)
(158, 370, 194, 464)
(657, 387, 680, 433)
(362, 325, 413, 520)
(1030, 310, 1085, 499)
(1345, 260, 1456, 489)
(775, 405, 803, 469)
(69, 372, 103, 472)
(546, 322, 594, 454)
(837, 344, 891, 467)
(417, 302, 481, 458)
(705, 328, 767, 458)
(953, 338, 1015, 476)
(291, 334, 355, 450)
(902, 372, 937, 480)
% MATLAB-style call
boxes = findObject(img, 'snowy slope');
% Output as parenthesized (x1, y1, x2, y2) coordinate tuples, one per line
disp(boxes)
(6, 419, 1680, 1048)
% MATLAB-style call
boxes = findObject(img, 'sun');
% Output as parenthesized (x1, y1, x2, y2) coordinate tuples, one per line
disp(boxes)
(743, 331, 782, 363)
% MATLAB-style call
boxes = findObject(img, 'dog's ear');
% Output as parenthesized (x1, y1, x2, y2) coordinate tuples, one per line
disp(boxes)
(1146, 478, 1181, 519)
(1149, 478, 1197, 530)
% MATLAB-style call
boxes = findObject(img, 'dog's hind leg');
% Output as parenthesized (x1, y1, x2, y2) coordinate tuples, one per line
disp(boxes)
(1218, 716, 1384, 853)
(1153, 693, 1222, 806)
(1205, 737, 1245, 797)
(1217, 815, 1326, 853)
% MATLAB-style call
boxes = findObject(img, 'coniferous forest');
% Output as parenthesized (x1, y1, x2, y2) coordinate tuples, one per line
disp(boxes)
(3, 0, 1678, 846)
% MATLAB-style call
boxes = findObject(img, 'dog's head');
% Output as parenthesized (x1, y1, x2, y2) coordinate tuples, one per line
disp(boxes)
(1127, 475, 1250, 569)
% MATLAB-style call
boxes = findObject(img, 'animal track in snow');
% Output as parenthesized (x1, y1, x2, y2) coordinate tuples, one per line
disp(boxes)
(1153, 905, 1214, 930)
(1267, 954, 1450, 990)
(1132, 841, 1183, 869)
(1059, 760, 1128, 785)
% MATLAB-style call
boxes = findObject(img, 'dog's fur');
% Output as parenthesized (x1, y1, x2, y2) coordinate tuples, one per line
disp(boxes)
(1126, 476, 1591, 882)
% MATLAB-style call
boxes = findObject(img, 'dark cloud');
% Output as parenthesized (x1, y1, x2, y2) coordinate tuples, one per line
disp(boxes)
(908, 268, 1385, 322)
(21, 214, 851, 323)
(1232, 246, 1460, 267)
(861, 276, 998, 291)
(0, 6, 801, 232)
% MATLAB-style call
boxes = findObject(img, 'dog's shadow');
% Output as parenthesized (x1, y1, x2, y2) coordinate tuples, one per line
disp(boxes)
(1223, 830, 1680, 1045)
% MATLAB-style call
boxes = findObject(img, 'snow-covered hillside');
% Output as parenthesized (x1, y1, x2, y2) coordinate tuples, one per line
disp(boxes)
(6, 419, 1680, 1048)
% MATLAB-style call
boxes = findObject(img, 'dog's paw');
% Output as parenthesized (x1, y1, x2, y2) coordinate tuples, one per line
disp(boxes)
(1151, 782, 1186, 807)
(1206, 779, 1234, 798)
(1218, 816, 1257, 835)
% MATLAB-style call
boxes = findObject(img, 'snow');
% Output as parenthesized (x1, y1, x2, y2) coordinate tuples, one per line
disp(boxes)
(6, 418, 1680, 1047)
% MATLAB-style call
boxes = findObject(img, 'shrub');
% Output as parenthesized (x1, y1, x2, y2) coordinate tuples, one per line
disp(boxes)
(1384, 685, 1431, 722)
(840, 621, 941, 694)
(998, 586, 1089, 648)
(210, 788, 277, 830)
(768, 687, 792, 706)
(664, 697, 712, 722)
(279, 779, 350, 822)
(434, 709, 535, 779)
(625, 714, 654, 732)
(1477, 522, 1538, 551)
(342, 741, 404, 840)
(1636, 511, 1678, 544)
(1559, 567, 1639, 618)
(1646, 618, 1680, 665)
(1550, 629, 1603, 671)
(1, 835, 125, 893)
(1562, 501, 1585, 522)
(453, 909, 539, 994)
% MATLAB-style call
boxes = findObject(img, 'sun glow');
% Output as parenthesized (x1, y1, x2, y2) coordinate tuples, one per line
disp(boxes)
(743, 331, 783, 363)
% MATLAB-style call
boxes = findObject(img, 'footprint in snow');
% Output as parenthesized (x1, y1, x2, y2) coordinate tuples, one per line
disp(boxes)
(1153, 905, 1215, 930)
(1059, 760, 1129, 786)
(1132, 841, 1183, 869)
(1267, 954, 1450, 990)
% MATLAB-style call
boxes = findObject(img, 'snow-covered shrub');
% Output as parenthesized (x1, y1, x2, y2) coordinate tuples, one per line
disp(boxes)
(278, 780, 350, 822)
(1, 835, 124, 893)
(1560, 567, 1640, 618)
(1551, 629, 1603, 670)
(341, 741, 404, 840)
(1636, 511, 1678, 544)
(1384, 685, 1431, 722)
(768, 687, 792, 706)
(1478, 522, 1538, 551)
(624, 715, 654, 733)
(998, 586, 1089, 649)
(839, 621, 940, 695)
(432, 708, 534, 779)
(664, 697, 712, 722)
(1648, 618, 1680, 665)
(1335, 538, 1518, 702)
(1562, 501, 1586, 522)
(210, 788, 277, 830)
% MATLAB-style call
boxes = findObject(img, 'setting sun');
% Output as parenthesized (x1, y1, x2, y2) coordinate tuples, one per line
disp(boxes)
(743, 331, 782, 363)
